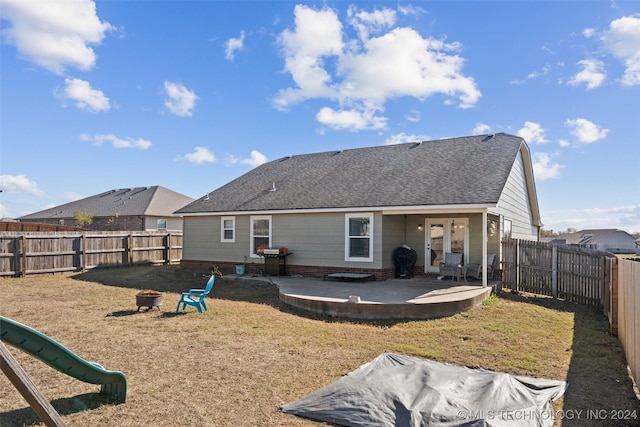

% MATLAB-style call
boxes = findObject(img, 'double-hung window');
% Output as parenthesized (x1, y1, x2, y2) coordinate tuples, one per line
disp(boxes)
(157, 219, 167, 230)
(221, 216, 235, 242)
(250, 215, 271, 257)
(345, 213, 373, 262)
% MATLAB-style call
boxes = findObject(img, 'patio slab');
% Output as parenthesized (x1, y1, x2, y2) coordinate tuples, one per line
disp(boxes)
(267, 275, 496, 320)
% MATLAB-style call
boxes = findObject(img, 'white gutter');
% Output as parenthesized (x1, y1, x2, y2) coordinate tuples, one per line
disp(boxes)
(179, 203, 496, 217)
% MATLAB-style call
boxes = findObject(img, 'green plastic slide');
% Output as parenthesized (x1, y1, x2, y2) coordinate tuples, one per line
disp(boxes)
(0, 316, 127, 403)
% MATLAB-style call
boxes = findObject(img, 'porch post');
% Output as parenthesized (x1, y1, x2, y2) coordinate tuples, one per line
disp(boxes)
(482, 210, 487, 287)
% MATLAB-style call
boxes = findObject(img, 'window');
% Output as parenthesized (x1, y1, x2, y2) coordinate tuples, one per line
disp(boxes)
(221, 216, 235, 242)
(250, 216, 271, 257)
(345, 213, 373, 262)
(157, 219, 167, 230)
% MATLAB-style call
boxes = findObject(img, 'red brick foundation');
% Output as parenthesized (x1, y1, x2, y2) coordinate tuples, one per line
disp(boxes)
(180, 259, 429, 281)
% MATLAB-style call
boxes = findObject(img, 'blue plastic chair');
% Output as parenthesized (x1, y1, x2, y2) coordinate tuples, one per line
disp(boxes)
(175, 275, 215, 314)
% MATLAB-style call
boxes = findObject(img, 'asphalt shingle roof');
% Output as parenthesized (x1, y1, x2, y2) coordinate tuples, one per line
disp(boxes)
(177, 133, 526, 214)
(19, 186, 194, 219)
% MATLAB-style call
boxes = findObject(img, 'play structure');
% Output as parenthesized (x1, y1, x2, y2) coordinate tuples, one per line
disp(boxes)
(0, 316, 127, 426)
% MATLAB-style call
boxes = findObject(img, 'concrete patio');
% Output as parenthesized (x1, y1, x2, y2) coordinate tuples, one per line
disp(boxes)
(261, 275, 499, 320)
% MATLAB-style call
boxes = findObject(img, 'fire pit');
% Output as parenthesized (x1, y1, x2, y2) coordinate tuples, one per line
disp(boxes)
(136, 289, 162, 312)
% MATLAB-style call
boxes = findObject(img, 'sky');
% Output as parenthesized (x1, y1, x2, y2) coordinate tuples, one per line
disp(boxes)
(0, 0, 639, 234)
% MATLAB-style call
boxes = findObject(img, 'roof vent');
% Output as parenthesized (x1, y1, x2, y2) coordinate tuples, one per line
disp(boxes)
(270, 182, 277, 192)
(280, 155, 292, 162)
(482, 134, 495, 142)
(410, 141, 423, 149)
(332, 150, 343, 156)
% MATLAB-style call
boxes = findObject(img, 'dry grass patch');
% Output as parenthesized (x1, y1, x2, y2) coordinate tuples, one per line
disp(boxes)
(1, 265, 638, 426)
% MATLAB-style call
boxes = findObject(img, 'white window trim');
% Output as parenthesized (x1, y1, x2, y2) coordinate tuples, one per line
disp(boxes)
(250, 215, 272, 258)
(157, 218, 167, 230)
(221, 216, 235, 243)
(345, 213, 373, 262)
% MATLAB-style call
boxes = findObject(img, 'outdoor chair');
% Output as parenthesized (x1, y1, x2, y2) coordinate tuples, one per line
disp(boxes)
(466, 254, 497, 281)
(175, 274, 216, 314)
(438, 252, 463, 281)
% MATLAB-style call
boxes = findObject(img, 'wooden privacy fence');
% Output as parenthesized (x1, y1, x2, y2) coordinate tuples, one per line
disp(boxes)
(611, 258, 640, 393)
(501, 239, 612, 305)
(502, 239, 640, 387)
(0, 231, 182, 277)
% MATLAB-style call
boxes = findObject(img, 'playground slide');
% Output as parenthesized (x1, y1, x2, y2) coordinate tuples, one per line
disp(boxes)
(0, 316, 127, 403)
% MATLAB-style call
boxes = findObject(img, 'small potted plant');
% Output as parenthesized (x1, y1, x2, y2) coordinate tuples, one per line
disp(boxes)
(136, 289, 162, 311)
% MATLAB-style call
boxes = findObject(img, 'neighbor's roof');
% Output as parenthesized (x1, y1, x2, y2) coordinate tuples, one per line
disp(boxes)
(19, 186, 194, 219)
(557, 229, 634, 245)
(177, 133, 535, 214)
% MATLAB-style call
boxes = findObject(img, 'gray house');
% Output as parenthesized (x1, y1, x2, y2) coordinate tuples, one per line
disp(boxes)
(176, 133, 542, 285)
(19, 186, 194, 231)
(547, 229, 638, 254)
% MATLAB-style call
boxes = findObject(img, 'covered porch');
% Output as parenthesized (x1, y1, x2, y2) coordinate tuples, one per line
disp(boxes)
(381, 209, 505, 288)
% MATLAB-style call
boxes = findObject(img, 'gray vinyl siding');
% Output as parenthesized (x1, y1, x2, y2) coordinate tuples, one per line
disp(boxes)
(381, 215, 410, 269)
(184, 211, 387, 268)
(494, 152, 538, 240)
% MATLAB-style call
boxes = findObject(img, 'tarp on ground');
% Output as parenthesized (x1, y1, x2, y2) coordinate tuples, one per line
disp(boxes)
(280, 352, 567, 427)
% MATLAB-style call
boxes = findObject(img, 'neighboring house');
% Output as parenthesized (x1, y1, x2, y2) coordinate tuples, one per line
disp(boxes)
(19, 186, 194, 231)
(548, 229, 638, 254)
(175, 133, 542, 284)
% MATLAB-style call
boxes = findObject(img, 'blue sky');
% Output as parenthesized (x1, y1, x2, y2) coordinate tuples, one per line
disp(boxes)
(1, 1, 638, 233)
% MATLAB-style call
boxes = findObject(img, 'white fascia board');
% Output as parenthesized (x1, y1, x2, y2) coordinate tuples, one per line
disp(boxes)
(179, 204, 495, 217)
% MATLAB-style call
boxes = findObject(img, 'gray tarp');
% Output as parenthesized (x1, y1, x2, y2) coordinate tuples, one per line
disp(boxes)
(281, 353, 567, 427)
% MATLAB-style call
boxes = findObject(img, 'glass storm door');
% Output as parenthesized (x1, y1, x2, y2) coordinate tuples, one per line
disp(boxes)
(425, 219, 468, 273)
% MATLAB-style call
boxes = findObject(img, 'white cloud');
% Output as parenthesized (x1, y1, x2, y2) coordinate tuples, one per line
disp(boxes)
(600, 15, 640, 86)
(58, 77, 110, 112)
(583, 28, 596, 38)
(185, 147, 215, 164)
(0, 0, 112, 74)
(274, 5, 480, 131)
(405, 110, 421, 123)
(80, 133, 151, 149)
(532, 152, 563, 181)
(511, 65, 552, 84)
(565, 118, 609, 143)
(163, 81, 198, 117)
(0, 174, 44, 197)
(64, 191, 84, 202)
(240, 150, 267, 167)
(225, 30, 245, 61)
(347, 5, 396, 41)
(568, 59, 606, 90)
(547, 205, 640, 233)
(384, 132, 429, 145)
(472, 123, 491, 135)
(517, 121, 548, 144)
(316, 107, 386, 131)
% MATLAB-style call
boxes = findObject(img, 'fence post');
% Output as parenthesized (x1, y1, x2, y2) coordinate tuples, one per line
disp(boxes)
(81, 234, 86, 272)
(127, 233, 133, 266)
(551, 245, 558, 299)
(167, 232, 172, 265)
(20, 235, 27, 277)
(609, 257, 618, 336)
(515, 239, 520, 292)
